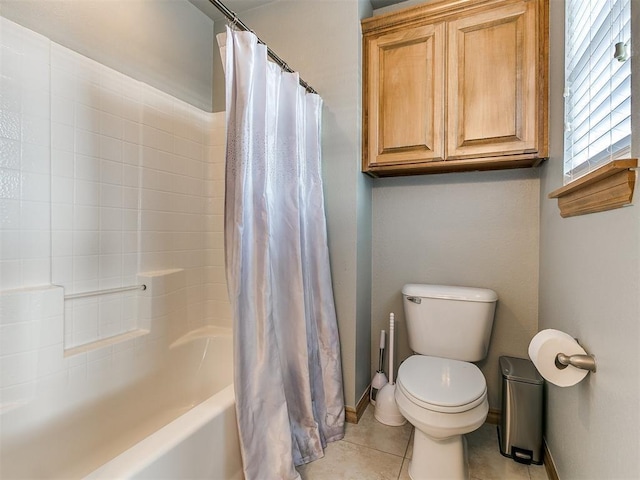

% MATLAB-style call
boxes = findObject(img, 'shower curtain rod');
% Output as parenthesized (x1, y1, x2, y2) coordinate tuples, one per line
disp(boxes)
(208, 0, 318, 94)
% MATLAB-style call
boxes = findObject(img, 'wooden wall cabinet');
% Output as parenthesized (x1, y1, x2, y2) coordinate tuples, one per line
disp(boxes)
(362, 0, 549, 177)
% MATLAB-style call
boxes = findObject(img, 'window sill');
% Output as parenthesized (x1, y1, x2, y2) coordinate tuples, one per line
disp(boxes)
(548, 159, 638, 218)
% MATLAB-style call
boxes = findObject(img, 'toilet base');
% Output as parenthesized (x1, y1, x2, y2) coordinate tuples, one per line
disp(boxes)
(408, 429, 469, 480)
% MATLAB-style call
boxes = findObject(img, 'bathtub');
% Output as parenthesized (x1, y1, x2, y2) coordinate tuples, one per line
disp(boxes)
(86, 327, 243, 480)
(86, 384, 243, 479)
(0, 327, 242, 479)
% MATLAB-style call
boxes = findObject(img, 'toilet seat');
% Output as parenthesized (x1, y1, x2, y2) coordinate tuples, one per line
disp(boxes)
(397, 355, 487, 414)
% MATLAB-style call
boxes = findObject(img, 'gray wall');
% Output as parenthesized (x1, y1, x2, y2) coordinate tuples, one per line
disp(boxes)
(212, 0, 373, 407)
(0, 0, 214, 111)
(537, 1, 640, 478)
(368, 0, 540, 411)
(371, 169, 540, 409)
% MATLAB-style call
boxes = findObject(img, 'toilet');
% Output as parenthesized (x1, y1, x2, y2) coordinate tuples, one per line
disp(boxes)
(395, 284, 497, 480)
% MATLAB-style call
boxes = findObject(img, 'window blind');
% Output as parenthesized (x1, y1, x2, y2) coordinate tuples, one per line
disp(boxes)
(564, 0, 631, 183)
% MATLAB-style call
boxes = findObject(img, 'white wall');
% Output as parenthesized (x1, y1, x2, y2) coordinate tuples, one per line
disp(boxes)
(0, 0, 215, 111)
(211, 0, 373, 407)
(538, 1, 640, 478)
(0, 16, 230, 478)
(44, 41, 224, 348)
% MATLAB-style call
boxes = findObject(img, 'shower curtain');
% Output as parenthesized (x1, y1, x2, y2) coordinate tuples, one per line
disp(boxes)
(221, 27, 345, 480)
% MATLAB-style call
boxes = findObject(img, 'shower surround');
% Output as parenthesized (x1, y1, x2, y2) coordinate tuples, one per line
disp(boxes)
(0, 17, 233, 478)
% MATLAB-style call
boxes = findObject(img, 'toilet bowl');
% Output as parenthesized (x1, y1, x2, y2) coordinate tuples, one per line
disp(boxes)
(395, 355, 489, 480)
(398, 284, 497, 480)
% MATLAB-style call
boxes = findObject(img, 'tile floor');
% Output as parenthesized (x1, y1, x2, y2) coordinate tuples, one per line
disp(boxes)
(297, 405, 548, 480)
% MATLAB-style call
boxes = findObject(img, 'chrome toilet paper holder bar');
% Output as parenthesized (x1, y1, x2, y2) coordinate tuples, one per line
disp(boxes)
(555, 353, 597, 373)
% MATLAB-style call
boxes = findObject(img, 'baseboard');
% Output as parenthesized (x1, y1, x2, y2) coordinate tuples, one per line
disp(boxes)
(544, 439, 560, 480)
(486, 408, 501, 425)
(345, 385, 370, 424)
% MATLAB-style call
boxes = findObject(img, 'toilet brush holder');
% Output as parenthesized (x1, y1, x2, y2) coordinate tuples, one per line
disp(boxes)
(374, 383, 406, 426)
(374, 313, 407, 426)
(370, 371, 388, 405)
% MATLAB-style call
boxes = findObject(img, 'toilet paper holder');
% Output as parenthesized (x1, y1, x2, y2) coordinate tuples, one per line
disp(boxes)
(555, 352, 597, 373)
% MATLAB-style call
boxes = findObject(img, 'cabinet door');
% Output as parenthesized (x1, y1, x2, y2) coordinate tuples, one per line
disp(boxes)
(447, 0, 538, 160)
(365, 23, 445, 167)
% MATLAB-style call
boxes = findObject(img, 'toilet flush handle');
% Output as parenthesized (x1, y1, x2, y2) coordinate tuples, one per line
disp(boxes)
(407, 296, 421, 304)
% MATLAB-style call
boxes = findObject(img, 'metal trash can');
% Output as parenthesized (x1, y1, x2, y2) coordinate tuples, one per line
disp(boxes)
(498, 356, 544, 465)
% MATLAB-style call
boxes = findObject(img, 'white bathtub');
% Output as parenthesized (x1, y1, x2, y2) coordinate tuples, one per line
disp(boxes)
(86, 384, 242, 479)
(0, 327, 242, 479)
(86, 328, 243, 480)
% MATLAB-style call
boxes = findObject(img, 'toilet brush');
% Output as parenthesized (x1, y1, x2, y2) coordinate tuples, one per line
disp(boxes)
(370, 330, 388, 405)
(374, 313, 407, 426)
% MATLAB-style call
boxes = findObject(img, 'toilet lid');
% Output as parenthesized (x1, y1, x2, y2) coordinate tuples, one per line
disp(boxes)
(397, 355, 487, 413)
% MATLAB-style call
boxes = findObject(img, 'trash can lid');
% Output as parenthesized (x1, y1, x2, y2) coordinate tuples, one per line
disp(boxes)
(499, 356, 544, 385)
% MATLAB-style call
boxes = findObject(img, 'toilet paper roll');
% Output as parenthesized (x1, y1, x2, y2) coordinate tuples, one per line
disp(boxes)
(528, 329, 589, 387)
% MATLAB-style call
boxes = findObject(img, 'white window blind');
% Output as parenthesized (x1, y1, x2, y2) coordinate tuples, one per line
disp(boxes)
(564, 0, 631, 183)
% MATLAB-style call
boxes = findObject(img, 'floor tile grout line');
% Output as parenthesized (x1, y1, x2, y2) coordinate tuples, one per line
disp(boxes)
(397, 457, 407, 480)
(340, 437, 406, 459)
(402, 427, 414, 459)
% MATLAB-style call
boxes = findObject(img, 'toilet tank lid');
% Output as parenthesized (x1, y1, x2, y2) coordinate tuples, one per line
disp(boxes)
(402, 284, 498, 302)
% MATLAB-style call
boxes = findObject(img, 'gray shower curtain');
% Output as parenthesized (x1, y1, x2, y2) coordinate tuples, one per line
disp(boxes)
(222, 27, 345, 480)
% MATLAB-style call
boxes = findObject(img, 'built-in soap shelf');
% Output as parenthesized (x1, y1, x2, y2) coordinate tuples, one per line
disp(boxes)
(0, 270, 188, 412)
(0, 268, 187, 412)
(61, 268, 185, 356)
(63, 329, 150, 358)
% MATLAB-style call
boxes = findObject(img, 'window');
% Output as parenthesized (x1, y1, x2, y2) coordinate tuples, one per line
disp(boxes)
(564, 0, 631, 184)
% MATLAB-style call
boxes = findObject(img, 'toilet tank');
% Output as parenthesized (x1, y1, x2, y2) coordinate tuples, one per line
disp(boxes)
(402, 284, 498, 362)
